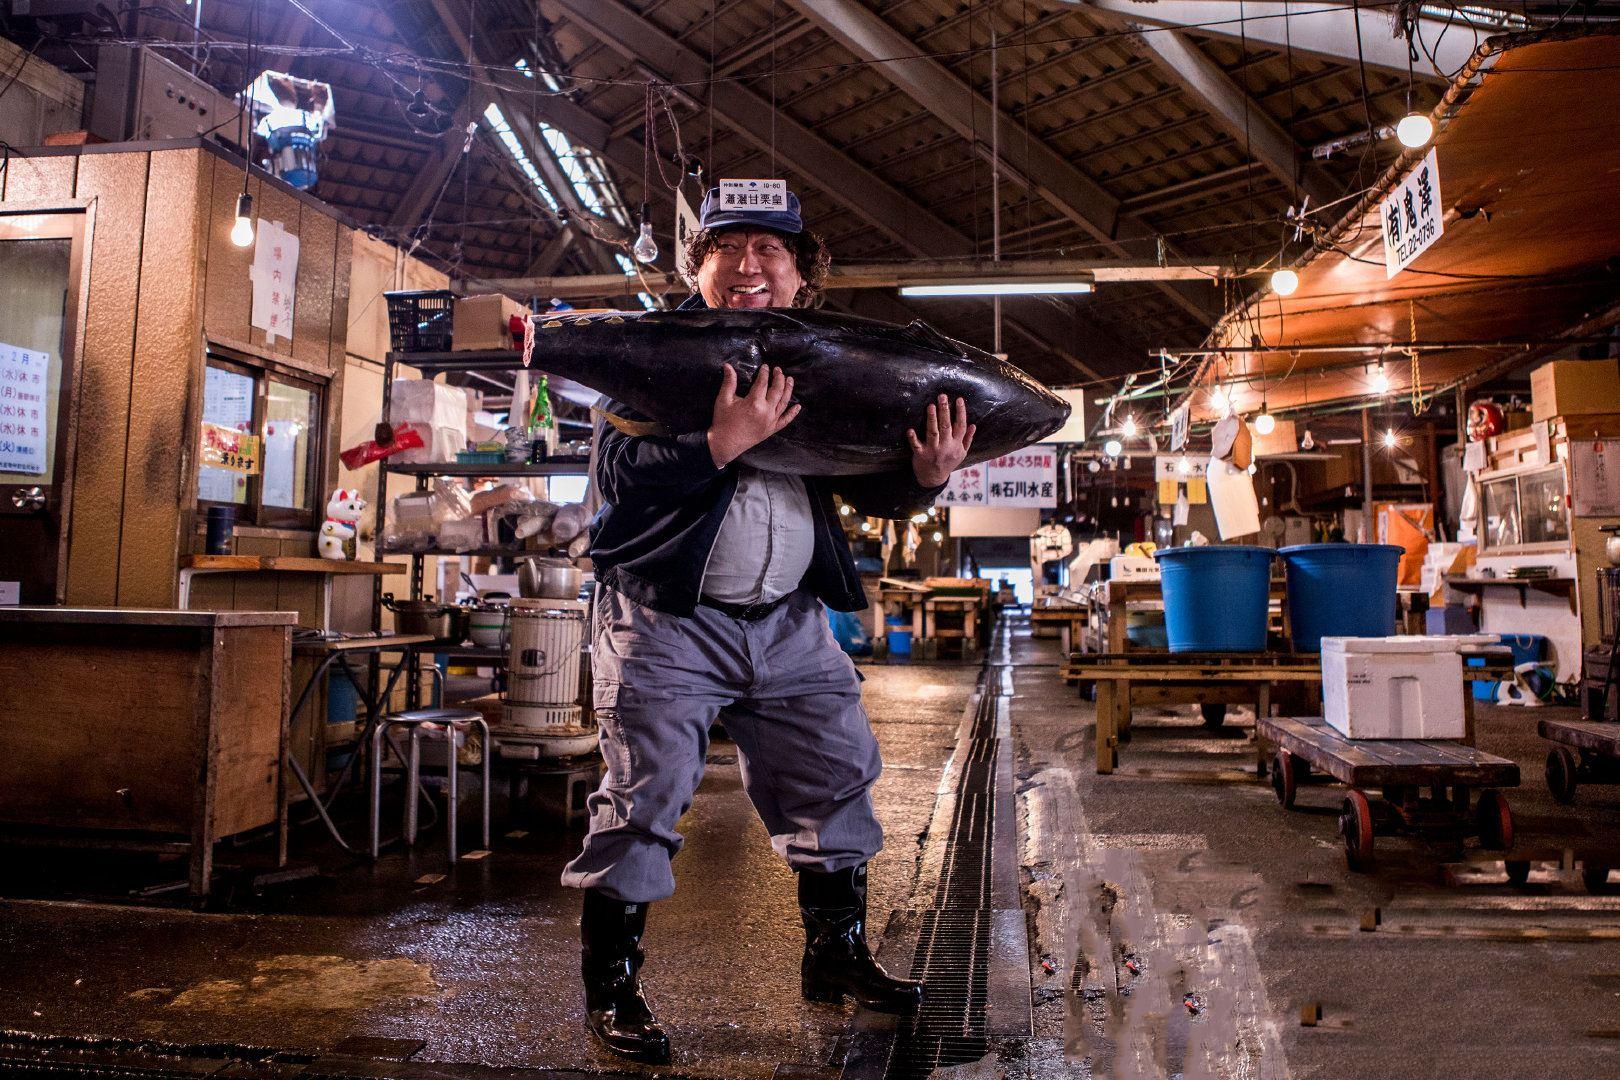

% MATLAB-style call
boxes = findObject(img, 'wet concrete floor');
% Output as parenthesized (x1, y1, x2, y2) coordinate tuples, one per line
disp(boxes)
(3, 619, 1619, 1078)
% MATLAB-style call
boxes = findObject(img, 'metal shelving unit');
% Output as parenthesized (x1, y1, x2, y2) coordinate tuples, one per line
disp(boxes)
(374, 349, 593, 706)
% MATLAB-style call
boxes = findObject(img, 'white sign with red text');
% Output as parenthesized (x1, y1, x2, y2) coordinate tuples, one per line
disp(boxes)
(941, 449, 1057, 508)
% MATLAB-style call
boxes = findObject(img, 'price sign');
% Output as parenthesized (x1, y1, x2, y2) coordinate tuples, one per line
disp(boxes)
(201, 421, 261, 475)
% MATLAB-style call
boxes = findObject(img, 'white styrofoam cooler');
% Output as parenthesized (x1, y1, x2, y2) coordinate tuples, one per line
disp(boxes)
(1109, 555, 1160, 580)
(1322, 636, 1466, 740)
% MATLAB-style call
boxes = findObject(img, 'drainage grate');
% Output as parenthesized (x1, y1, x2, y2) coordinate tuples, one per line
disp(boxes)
(883, 679, 1002, 1078)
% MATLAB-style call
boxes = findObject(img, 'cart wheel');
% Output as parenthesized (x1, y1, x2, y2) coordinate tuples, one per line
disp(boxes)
(1200, 703, 1227, 729)
(1583, 862, 1614, 895)
(1339, 790, 1375, 871)
(1546, 747, 1579, 805)
(1272, 750, 1299, 810)
(1476, 789, 1514, 851)
(1504, 860, 1532, 888)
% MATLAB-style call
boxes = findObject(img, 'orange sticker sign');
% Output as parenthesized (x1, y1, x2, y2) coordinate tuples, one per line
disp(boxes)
(201, 421, 261, 475)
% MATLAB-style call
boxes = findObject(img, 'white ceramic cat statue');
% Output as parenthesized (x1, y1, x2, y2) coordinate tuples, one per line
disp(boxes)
(318, 488, 366, 560)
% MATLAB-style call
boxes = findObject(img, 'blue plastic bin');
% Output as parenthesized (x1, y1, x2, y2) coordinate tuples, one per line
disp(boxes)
(886, 629, 913, 657)
(1278, 543, 1402, 652)
(1155, 545, 1274, 652)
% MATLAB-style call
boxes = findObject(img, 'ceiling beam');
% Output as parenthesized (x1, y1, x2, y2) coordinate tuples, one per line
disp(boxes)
(388, 102, 476, 232)
(487, 258, 1237, 299)
(1072, 1, 1470, 82)
(547, 0, 1156, 378)
(424, 0, 626, 276)
(781, 0, 1219, 327)
(1096, 23, 1338, 209)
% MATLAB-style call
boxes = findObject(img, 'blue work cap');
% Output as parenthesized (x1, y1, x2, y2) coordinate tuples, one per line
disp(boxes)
(699, 185, 803, 235)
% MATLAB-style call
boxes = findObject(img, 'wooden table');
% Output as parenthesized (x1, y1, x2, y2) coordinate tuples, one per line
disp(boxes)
(1256, 715, 1521, 871)
(1072, 648, 1516, 774)
(0, 607, 295, 900)
(1029, 600, 1090, 656)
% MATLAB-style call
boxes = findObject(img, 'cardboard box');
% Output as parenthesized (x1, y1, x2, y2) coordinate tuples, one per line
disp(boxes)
(452, 294, 529, 351)
(1252, 418, 1297, 457)
(1530, 360, 1620, 422)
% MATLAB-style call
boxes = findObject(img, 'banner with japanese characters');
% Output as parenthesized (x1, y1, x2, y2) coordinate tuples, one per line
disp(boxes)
(1382, 148, 1443, 278)
(0, 341, 50, 476)
(200, 421, 262, 475)
(250, 219, 299, 343)
(940, 449, 1057, 508)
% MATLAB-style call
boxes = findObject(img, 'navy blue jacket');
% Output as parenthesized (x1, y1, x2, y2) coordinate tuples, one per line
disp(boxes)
(588, 298, 945, 617)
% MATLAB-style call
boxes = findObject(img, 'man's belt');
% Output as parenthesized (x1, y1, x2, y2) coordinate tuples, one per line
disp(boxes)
(698, 593, 794, 621)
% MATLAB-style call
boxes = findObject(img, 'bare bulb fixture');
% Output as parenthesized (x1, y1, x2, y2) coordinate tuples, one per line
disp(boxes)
(1209, 386, 1232, 415)
(931, 530, 944, 543)
(839, 504, 851, 516)
(1270, 268, 1300, 297)
(1087, 459, 1101, 473)
(1176, 457, 1191, 476)
(859, 521, 873, 533)
(632, 205, 659, 264)
(1396, 113, 1434, 149)
(1122, 456, 1132, 469)
(1254, 409, 1276, 436)
(1383, 428, 1398, 449)
(1104, 438, 1123, 457)
(1370, 364, 1391, 395)
(1121, 415, 1139, 438)
(230, 191, 255, 248)
(1110, 495, 1119, 508)
(1301, 428, 1316, 451)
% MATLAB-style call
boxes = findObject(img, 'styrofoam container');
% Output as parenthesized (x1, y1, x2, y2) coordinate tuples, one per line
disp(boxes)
(1321, 636, 1466, 739)
(1109, 555, 1160, 580)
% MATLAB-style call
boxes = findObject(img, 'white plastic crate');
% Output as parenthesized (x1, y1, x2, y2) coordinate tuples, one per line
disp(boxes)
(1322, 636, 1466, 740)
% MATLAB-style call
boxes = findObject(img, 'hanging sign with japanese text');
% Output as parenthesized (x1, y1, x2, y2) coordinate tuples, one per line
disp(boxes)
(0, 341, 49, 476)
(250, 219, 299, 344)
(718, 178, 788, 212)
(940, 449, 1057, 508)
(1382, 148, 1443, 278)
(200, 421, 262, 475)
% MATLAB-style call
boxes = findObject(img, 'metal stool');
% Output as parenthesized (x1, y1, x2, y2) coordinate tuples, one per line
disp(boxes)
(370, 708, 491, 862)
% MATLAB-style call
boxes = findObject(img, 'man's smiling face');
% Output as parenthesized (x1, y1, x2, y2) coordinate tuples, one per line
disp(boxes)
(696, 228, 804, 309)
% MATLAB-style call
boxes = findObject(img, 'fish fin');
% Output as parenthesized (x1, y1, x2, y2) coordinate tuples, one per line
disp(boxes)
(592, 406, 670, 439)
(896, 320, 964, 355)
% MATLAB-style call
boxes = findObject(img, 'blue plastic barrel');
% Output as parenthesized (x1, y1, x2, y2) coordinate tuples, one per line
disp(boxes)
(886, 629, 913, 657)
(1278, 543, 1403, 652)
(1155, 545, 1275, 652)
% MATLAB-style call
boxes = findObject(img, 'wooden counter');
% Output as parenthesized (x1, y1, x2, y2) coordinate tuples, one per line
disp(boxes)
(0, 607, 296, 899)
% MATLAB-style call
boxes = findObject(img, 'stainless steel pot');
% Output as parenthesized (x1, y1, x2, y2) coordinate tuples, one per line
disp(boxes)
(381, 594, 453, 640)
(520, 558, 584, 599)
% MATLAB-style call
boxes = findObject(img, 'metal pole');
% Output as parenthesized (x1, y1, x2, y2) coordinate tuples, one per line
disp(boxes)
(1361, 407, 1375, 542)
(989, 19, 1002, 356)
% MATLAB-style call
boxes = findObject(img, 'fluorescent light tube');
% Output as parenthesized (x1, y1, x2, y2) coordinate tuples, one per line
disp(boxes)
(898, 281, 1094, 297)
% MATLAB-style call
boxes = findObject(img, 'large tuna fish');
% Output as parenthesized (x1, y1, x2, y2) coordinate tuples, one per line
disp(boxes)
(523, 307, 1069, 476)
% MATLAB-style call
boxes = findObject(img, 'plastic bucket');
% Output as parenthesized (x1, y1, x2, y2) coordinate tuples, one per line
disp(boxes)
(1467, 632, 1547, 701)
(1154, 545, 1274, 652)
(1278, 543, 1402, 652)
(886, 629, 913, 657)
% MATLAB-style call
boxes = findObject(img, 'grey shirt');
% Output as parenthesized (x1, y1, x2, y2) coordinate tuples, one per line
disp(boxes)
(701, 465, 816, 604)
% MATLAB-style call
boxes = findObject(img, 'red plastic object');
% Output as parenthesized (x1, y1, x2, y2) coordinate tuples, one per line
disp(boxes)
(339, 423, 425, 471)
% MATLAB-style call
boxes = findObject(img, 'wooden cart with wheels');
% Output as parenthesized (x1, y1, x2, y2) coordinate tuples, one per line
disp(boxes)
(1258, 716, 1521, 872)
(1538, 718, 1620, 805)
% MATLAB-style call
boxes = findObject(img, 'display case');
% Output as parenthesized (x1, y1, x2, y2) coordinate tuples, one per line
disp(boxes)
(1479, 463, 1571, 554)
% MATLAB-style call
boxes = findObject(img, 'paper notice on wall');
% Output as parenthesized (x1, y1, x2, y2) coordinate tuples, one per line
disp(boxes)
(0, 341, 50, 475)
(941, 449, 1058, 508)
(200, 421, 261, 475)
(250, 219, 299, 343)
(1571, 440, 1620, 516)
(1462, 440, 1487, 474)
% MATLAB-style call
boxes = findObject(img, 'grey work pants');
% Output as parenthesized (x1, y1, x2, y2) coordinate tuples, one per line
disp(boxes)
(560, 586, 884, 903)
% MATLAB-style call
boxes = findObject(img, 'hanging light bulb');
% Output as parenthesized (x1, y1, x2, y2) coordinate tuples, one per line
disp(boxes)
(910, 512, 929, 524)
(1121, 415, 1139, 438)
(1209, 386, 1232, 415)
(230, 190, 255, 248)
(839, 504, 852, 516)
(1110, 495, 1119, 508)
(1247, 463, 1257, 476)
(631, 203, 659, 264)
(1104, 438, 1123, 458)
(1177, 457, 1191, 476)
(1087, 459, 1101, 473)
(1254, 405, 1276, 436)
(1370, 362, 1391, 395)
(931, 530, 944, 543)
(1301, 428, 1316, 451)
(1270, 268, 1300, 297)
(1122, 495, 1131, 507)
(859, 521, 873, 533)
(1396, 112, 1434, 149)
(1122, 456, 1132, 469)
(1383, 428, 1398, 449)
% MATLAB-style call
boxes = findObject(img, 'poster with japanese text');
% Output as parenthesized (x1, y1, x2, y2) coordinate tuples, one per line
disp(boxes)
(250, 219, 299, 343)
(942, 450, 1059, 509)
(0, 341, 50, 476)
(1382, 148, 1443, 278)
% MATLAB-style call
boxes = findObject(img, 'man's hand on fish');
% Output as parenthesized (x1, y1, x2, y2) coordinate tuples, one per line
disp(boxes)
(908, 395, 976, 488)
(707, 363, 802, 469)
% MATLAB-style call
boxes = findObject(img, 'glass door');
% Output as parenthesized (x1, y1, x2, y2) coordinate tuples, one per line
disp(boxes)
(0, 209, 87, 604)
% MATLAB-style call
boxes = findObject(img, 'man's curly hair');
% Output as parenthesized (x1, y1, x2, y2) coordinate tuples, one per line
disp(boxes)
(681, 225, 832, 308)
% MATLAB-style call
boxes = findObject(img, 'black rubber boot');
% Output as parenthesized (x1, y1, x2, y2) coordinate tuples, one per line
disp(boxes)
(798, 865, 923, 1013)
(580, 888, 671, 1065)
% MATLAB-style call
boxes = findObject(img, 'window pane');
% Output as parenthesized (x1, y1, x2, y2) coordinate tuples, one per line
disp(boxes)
(264, 379, 317, 510)
(0, 236, 71, 484)
(1518, 467, 1569, 546)
(199, 365, 254, 504)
